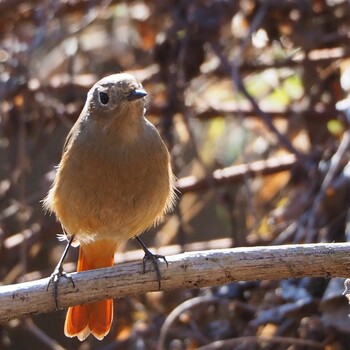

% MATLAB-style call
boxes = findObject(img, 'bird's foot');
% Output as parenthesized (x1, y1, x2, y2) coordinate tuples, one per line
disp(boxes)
(142, 250, 168, 289)
(47, 235, 75, 309)
(136, 236, 168, 290)
(47, 264, 75, 309)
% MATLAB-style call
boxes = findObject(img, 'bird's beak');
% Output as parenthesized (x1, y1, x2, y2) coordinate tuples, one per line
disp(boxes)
(127, 89, 148, 101)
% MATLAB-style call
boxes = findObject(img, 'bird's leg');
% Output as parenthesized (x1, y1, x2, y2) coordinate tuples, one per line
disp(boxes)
(135, 236, 168, 290)
(47, 235, 75, 309)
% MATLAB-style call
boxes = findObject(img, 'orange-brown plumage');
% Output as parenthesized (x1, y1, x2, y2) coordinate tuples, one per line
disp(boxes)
(44, 73, 175, 341)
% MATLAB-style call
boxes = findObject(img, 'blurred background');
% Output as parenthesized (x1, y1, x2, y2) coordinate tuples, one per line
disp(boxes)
(1, 0, 350, 349)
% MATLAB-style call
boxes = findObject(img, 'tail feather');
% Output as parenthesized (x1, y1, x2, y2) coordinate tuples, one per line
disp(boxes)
(64, 304, 90, 341)
(89, 299, 114, 340)
(64, 240, 116, 341)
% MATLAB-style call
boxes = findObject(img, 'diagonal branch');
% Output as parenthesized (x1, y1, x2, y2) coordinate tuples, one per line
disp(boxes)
(209, 42, 307, 163)
(0, 243, 350, 321)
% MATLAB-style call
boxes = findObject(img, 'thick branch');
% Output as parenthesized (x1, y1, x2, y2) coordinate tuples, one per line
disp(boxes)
(0, 243, 350, 321)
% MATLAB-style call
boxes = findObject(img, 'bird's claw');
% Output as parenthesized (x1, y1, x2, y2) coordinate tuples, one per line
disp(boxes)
(47, 265, 75, 309)
(142, 250, 168, 290)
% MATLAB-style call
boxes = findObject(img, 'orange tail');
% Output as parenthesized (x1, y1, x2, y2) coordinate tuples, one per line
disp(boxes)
(64, 240, 117, 341)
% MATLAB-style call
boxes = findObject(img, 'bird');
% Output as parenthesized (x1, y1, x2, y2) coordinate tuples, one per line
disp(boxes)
(43, 73, 175, 341)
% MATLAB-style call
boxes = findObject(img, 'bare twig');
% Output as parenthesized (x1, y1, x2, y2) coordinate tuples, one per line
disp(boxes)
(177, 154, 297, 194)
(22, 319, 66, 350)
(157, 295, 223, 350)
(193, 105, 340, 121)
(0, 243, 349, 321)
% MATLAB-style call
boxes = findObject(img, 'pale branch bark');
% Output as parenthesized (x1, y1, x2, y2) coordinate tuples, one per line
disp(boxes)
(0, 243, 350, 321)
(177, 154, 297, 194)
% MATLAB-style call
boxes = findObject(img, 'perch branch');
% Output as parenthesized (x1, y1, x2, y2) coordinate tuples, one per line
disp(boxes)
(0, 243, 350, 321)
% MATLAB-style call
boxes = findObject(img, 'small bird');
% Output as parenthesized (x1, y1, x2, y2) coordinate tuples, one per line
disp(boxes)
(43, 73, 175, 341)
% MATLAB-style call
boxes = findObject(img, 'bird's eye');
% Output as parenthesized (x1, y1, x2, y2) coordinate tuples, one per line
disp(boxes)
(99, 91, 109, 105)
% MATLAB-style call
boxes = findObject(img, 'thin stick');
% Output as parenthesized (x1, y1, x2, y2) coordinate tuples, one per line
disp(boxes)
(177, 154, 297, 194)
(196, 335, 325, 350)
